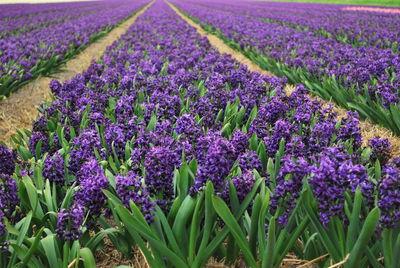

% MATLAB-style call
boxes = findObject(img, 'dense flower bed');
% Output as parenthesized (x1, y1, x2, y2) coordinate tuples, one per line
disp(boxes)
(0, 0, 148, 98)
(172, 0, 400, 135)
(0, 0, 399, 267)
(0, 1, 99, 20)
(189, 0, 400, 50)
(0, 3, 109, 39)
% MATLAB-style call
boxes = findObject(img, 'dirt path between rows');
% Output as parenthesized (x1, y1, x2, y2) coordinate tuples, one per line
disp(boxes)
(0, 1, 154, 144)
(168, 1, 400, 157)
(167, 2, 275, 77)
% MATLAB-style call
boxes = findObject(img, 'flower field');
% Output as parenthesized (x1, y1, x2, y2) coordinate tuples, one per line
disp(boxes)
(0, 0, 148, 98)
(0, 0, 399, 267)
(172, 0, 400, 135)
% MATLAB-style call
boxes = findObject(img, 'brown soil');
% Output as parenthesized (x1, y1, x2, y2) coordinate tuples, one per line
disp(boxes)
(168, 0, 400, 158)
(343, 6, 400, 14)
(0, 1, 154, 145)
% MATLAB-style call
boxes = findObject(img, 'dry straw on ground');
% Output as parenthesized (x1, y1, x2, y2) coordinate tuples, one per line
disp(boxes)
(0, 1, 154, 144)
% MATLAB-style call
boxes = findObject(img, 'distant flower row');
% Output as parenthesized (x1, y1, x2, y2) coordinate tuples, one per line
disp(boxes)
(172, 0, 400, 135)
(0, 0, 148, 98)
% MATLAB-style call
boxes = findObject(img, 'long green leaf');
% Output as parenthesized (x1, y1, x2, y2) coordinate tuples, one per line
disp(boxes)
(41, 235, 60, 268)
(79, 248, 96, 268)
(346, 187, 363, 252)
(212, 196, 258, 268)
(262, 217, 275, 268)
(345, 208, 380, 268)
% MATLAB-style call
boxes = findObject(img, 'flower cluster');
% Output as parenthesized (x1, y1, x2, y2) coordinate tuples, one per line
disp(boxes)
(369, 137, 392, 165)
(56, 203, 85, 241)
(270, 156, 309, 226)
(0, 144, 17, 176)
(43, 153, 65, 185)
(73, 159, 109, 219)
(191, 136, 236, 194)
(309, 147, 373, 225)
(378, 164, 400, 229)
(222, 170, 256, 204)
(0, 174, 19, 219)
(144, 146, 180, 206)
(116, 171, 155, 223)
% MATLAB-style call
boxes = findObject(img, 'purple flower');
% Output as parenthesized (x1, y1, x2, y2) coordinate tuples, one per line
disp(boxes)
(68, 130, 103, 174)
(285, 136, 306, 157)
(337, 112, 362, 150)
(238, 150, 262, 173)
(378, 165, 400, 228)
(104, 123, 126, 159)
(175, 114, 202, 143)
(116, 171, 155, 223)
(49, 79, 62, 96)
(369, 137, 391, 165)
(264, 119, 292, 157)
(222, 170, 256, 204)
(0, 144, 17, 175)
(230, 130, 249, 157)
(309, 146, 373, 225)
(43, 153, 65, 185)
(144, 146, 180, 206)
(270, 156, 309, 226)
(0, 174, 19, 219)
(308, 120, 336, 154)
(191, 136, 236, 195)
(29, 132, 48, 156)
(74, 159, 109, 219)
(339, 160, 374, 207)
(309, 155, 345, 226)
(56, 203, 85, 241)
(0, 210, 6, 237)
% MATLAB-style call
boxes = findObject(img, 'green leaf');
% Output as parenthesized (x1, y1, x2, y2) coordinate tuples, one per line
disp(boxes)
(383, 228, 393, 268)
(41, 235, 60, 268)
(188, 193, 204, 264)
(345, 187, 363, 252)
(19, 227, 44, 268)
(147, 113, 157, 131)
(391, 232, 400, 268)
(154, 205, 185, 260)
(17, 211, 33, 246)
(303, 188, 341, 261)
(117, 205, 188, 268)
(345, 208, 380, 268)
(196, 182, 216, 262)
(262, 217, 276, 268)
(212, 196, 258, 268)
(22, 176, 44, 219)
(228, 179, 240, 215)
(44, 180, 55, 212)
(249, 195, 262, 256)
(389, 105, 400, 135)
(172, 195, 196, 243)
(79, 248, 96, 268)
